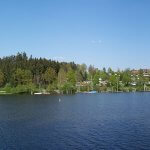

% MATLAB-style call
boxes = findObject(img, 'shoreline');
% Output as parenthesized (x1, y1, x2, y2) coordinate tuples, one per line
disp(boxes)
(1, 91, 150, 96)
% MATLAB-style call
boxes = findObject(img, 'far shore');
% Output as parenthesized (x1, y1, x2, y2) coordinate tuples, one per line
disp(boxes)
(1, 90, 150, 96)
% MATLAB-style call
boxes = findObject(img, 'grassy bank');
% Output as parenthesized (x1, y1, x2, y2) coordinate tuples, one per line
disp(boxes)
(0, 84, 150, 95)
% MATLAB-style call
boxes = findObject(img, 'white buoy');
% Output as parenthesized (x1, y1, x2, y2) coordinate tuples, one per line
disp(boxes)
(59, 98, 61, 102)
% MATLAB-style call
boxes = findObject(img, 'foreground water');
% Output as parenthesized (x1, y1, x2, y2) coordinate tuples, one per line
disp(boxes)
(0, 93, 150, 150)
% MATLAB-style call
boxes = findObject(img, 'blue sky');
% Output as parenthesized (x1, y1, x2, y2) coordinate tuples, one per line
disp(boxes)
(0, 0, 150, 70)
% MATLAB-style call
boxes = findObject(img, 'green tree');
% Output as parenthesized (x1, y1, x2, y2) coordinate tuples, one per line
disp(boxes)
(76, 71, 83, 82)
(79, 63, 87, 80)
(62, 82, 76, 94)
(107, 67, 113, 74)
(122, 73, 131, 86)
(67, 70, 76, 86)
(93, 72, 100, 85)
(88, 65, 96, 78)
(58, 68, 67, 85)
(43, 67, 56, 84)
(0, 70, 4, 87)
(103, 67, 106, 73)
(13, 68, 32, 86)
(109, 75, 117, 87)
(100, 71, 108, 81)
(47, 84, 56, 93)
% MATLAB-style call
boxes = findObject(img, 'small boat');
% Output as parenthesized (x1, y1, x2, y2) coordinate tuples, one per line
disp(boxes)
(87, 91, 97, 94)
(34, 92, 42, 95)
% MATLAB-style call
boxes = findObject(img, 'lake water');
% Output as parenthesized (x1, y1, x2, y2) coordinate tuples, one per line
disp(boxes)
(0, 93, 150, 150)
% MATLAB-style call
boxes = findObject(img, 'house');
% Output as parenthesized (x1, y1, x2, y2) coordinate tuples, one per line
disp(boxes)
(143, 73, 150, 77)
(131, 70, 139, 75)
(99, 78, 107, 86)
(130, 82, 137, 86)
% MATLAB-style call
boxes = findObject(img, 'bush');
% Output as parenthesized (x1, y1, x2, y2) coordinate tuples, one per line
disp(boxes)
(47, 84, 56, 93)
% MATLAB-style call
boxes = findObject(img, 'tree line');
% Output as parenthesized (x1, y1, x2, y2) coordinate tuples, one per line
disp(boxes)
(0, 52, 149, 94)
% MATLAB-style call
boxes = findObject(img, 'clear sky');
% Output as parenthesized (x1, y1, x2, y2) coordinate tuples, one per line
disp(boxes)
(0, 0, 150, 70)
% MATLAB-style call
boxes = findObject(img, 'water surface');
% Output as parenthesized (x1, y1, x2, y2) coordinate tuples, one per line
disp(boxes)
(0, 93, 150, 150)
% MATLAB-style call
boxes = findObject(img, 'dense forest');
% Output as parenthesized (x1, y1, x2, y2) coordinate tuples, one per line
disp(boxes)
(0, 52, 150, 94)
